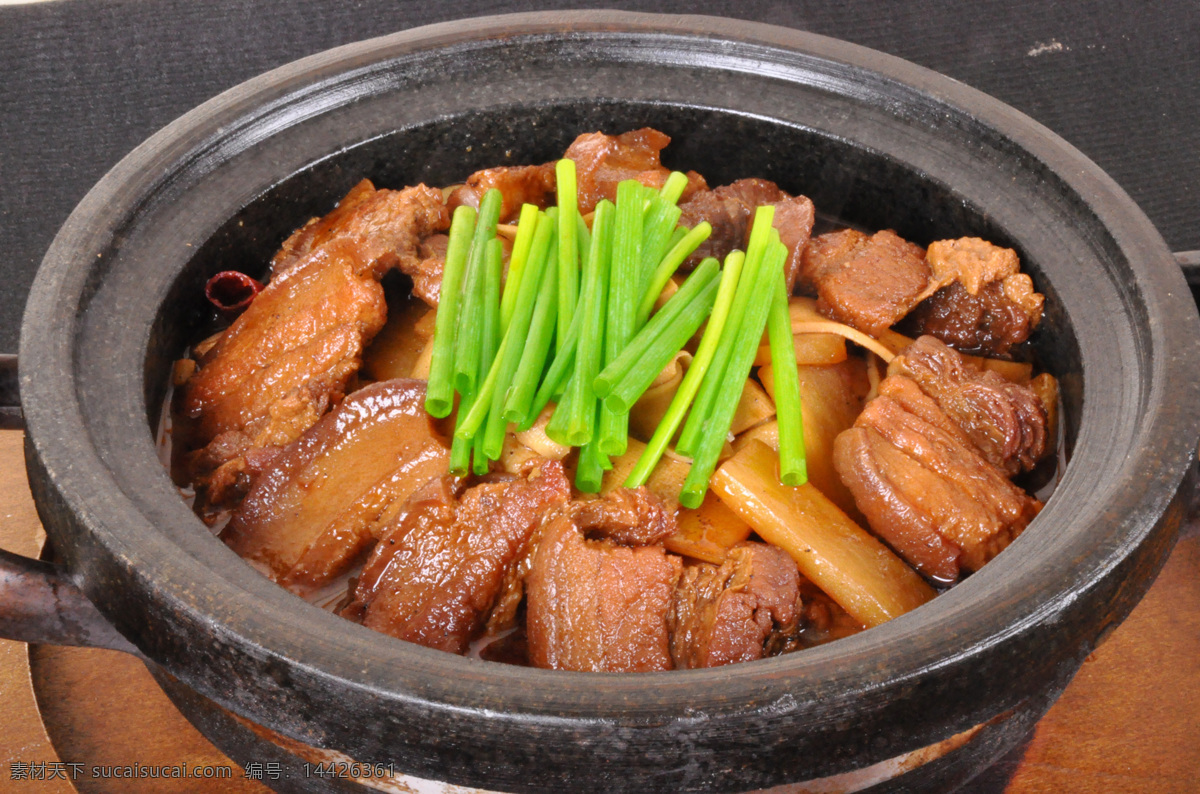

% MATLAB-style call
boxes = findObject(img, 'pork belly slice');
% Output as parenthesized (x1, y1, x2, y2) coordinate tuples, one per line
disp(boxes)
(799, 229, 931, 337)
(180, 239, 388, 508)
(903, 237, 1044, 357)
(178, 183, 449, 508)
(670, 542, 802, 669)
(678, 179, 815, 290)
(342, 459, 571, 655)
(222, 379, 450, 594)
(526, 488, 682, 672)
(834, 374, 1042, 582)
(889, 335, 1048, 476)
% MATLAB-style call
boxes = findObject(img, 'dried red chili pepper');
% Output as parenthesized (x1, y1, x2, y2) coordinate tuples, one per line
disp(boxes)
(205, 271, 263, 316)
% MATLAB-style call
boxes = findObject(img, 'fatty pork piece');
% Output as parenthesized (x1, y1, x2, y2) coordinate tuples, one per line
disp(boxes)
(526, 488, 683, 672)
(449, 128, 706, 221)
(178, 182, 449, 508)
(889, 335, 1047, 476)
(670, 542, 802, 669)
(677, 179, 816, 290)
(798, 229, 931, 337)
(342, 460, 571, 655)
(834, 372, 1043, 583)
(222, 379, 450, 595)
(902, 237, 1045, 357)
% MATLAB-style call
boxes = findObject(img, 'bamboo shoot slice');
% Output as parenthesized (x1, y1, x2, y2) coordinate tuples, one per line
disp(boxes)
(664, 491, 753, 564)
(712, 440, 934, 627)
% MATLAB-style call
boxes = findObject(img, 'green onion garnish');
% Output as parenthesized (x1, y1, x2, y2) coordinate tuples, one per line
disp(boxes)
(596, 180, 644, 456)
(555, 159, 579, 348)
(603, 274, 719, 415)
(676, 207, 775, 457)
(639, 194, 684, 288)
(576, 433, 609, 493)
(551, 199, 614, 447)
(425, 204, 476, 418)
(624, 249, 746, 488)
(502, 211, 559, 425)
(498, 204, 540, 334)
(451, 189, 503, 397)
(594, 256, 720, 400)
(766, 261, 807, 486)
(678, 231, 786, 508)
(659, 171, 690, 206)
(636, 221, 712, 327)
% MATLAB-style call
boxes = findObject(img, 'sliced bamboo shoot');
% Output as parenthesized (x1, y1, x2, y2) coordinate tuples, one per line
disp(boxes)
(712, 440, 934, 627)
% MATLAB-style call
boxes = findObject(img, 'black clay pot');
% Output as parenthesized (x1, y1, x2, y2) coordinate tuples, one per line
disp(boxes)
(9, 11, 1200, 794)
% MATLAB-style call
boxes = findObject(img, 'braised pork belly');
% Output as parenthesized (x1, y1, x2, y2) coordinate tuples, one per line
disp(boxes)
(670, 541, 802, 669)
(168, 128, 1062, 673)
(342, 460, 571, 655)
(176, 182, 449, 510)
(799, 229, 932, 337)
(834, 339, 1047, 582)
(525, 488, 682, 672)
(221, 379, 450, 594)
(678, 178, 815, 290)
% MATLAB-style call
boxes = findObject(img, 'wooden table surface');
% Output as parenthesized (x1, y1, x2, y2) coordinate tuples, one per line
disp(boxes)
(2, 427, 1198, 793)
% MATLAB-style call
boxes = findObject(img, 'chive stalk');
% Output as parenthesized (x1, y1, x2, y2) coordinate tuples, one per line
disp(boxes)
(471, 237, 504, 474)
(659, 171, 690, 205)
(554, 199, 614, 446)
(639, 195, 684, 286)
(625, 250, 746, 488)
(504, 262, 558, 425)
(676, 206, 776, 456)
(425, 205, 477, 418)
(524, 296, 583, 427)
(456, 210, 556, 449)
(448, 390, 476, 476)
(594, 257, 720, 399)
(576, 434, 609, 493)
(556, 159, 579, 347)
(597, 181, 644, 456)
(499, 204, 540, 333)
(603, 275, 720, 415)
(451, 189, 503, 397)
(636, 221, 713, 326)
(678, 235, 787, 508)
(767, 262, 807, 485)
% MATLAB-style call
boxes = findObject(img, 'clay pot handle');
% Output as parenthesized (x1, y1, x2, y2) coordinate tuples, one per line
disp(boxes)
(0, 547, 138, 653)
(0, 357, 134, 651)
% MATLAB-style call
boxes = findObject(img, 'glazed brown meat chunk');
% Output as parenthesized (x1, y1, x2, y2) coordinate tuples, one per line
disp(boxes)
(447, 163, 557, 223)
(342, 459, 571, 655)
(677, 179, 815, 290)
(799, 229, 931, 336)
(179, 238, 389, 508)
(834, 374, 1042, 581)
(888, 335, 1048, 476)
(270, 180, 449, 283)
(222, 379, 449, 595)
(177, 182, 449, 508)
(671, 542, 802, 669)
(903, 237, 1044, 356)
(562, 128, 706, 213)
(525, 488, 682, 672)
